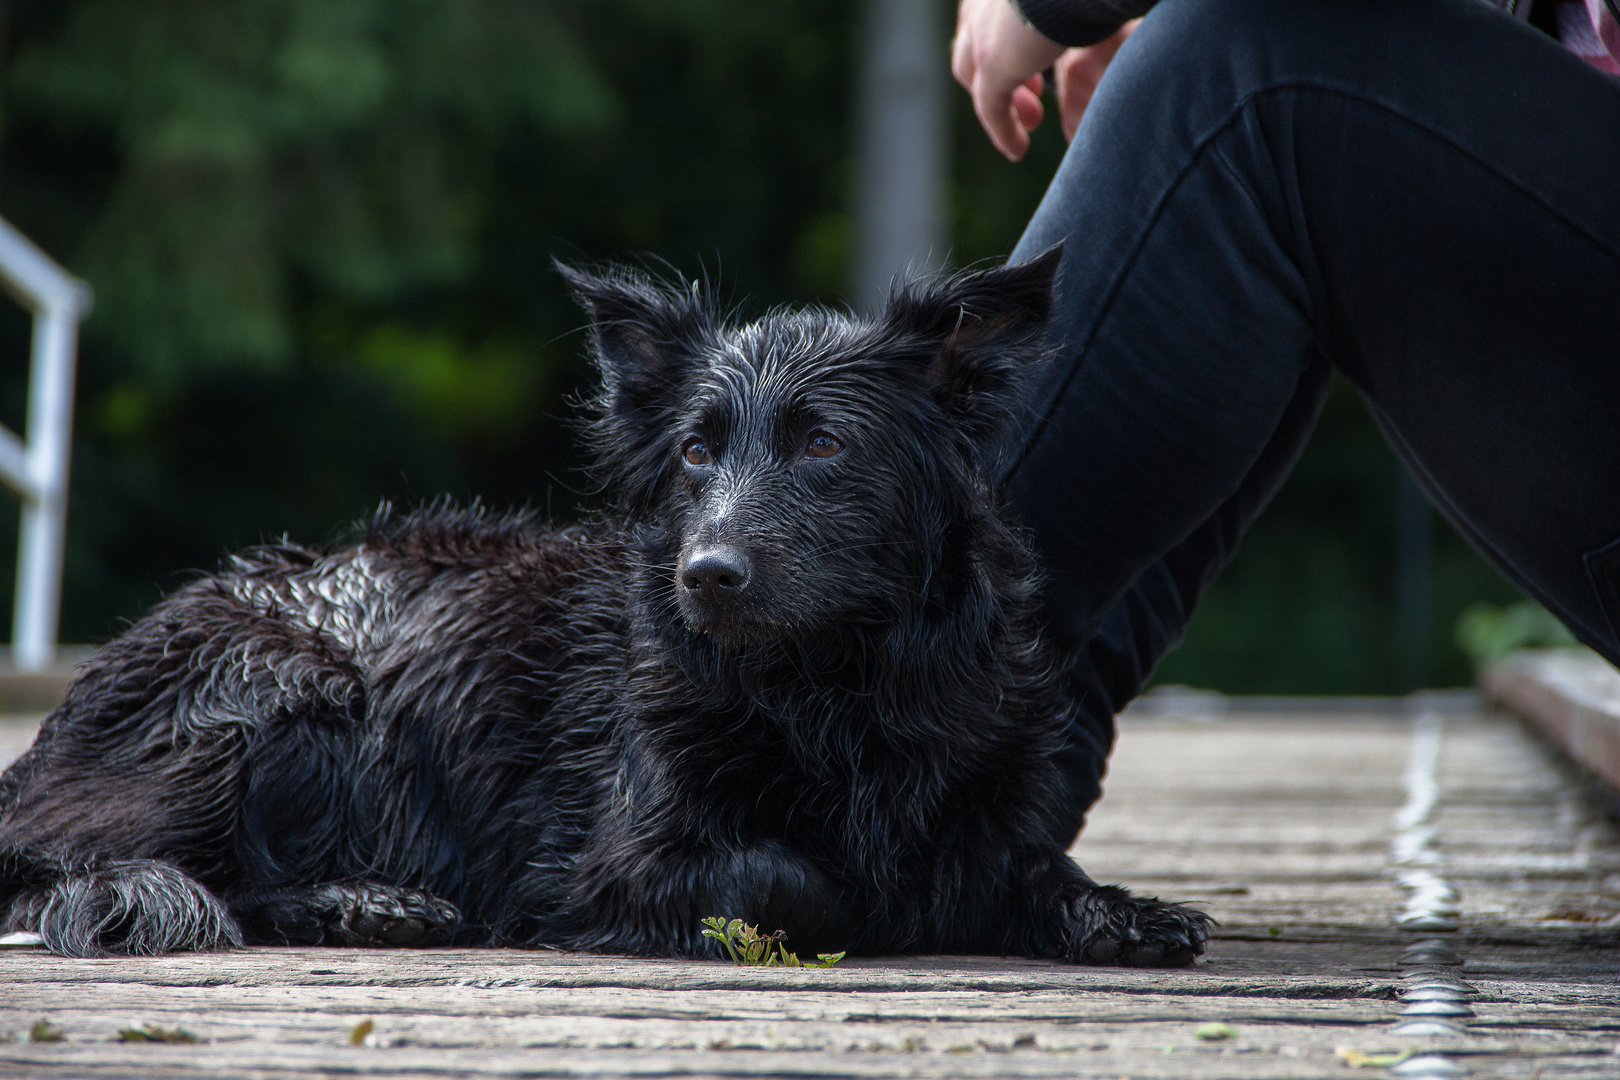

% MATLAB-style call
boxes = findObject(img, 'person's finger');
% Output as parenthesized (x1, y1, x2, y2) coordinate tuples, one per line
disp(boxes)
(1012, 82, 1044, 134)
(1053, 49, 1099, 142)
(972, 75, 1030, 161)
(1054, 19, 1139, 141)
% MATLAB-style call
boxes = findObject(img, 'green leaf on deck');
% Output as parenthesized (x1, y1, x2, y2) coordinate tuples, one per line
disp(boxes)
(1335, 1047, 1416, 1068)
(117, 1024, 197, 1043)
(700, 916, 843, 968)
(28, 1021, 65, 1043)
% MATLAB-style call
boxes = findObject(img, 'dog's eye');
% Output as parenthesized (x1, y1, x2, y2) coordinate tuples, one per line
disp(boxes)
(683, 439, 713, 467)
(805, 431, 842, 459)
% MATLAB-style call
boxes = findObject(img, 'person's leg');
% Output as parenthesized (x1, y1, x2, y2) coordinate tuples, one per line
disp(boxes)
(1007, 0, 1620, 837)
(1044, 356, 1332, 834)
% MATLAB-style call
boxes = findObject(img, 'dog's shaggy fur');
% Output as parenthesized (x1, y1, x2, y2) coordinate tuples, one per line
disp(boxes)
(0, 251, 1208, 963)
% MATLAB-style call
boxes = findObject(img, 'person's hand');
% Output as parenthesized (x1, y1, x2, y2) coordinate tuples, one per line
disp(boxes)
(951, 0, 1066, 161)
(1050, 20, 1138, 141)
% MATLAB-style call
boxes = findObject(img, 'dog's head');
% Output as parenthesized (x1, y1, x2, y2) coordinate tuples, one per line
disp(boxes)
(561, 249, 1061, 650)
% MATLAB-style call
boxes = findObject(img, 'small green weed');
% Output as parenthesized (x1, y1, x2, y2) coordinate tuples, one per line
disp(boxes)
(28, 1020, 64, 1043)
(1195, 1022, 1236, 1041)
(700, 917, 845, 968)
(348, 1019, 375, 1046)
(117, 1023, 198, 1043)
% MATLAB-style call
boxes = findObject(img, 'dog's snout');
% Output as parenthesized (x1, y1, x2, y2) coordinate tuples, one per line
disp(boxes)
(681, 546, 751, 596)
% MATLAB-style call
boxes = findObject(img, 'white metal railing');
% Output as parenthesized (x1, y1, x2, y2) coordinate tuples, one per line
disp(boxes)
(0, 216, 91, 673)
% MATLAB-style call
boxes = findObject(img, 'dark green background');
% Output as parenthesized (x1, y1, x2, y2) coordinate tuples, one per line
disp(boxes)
(0, 0, 1522, 690)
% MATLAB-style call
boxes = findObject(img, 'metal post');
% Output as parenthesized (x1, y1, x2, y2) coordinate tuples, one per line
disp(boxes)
(0, 216, 91, 673)
(13, 307, 81, 671)
(853, 0, 950, 311)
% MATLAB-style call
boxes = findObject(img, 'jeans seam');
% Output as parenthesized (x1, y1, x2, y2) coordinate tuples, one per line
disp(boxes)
(1583, 538, 1620, 645)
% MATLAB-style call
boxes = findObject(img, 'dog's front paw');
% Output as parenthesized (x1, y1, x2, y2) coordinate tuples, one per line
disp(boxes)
(320, 881, 460, 947)
(1063, 883, 1209, 967)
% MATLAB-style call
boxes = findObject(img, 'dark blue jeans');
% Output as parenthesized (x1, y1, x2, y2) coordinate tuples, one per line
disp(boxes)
(1004, 0, 1620, 841)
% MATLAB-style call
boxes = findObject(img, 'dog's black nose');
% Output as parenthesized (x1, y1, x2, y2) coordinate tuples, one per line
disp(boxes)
(681, 546, 751, 596)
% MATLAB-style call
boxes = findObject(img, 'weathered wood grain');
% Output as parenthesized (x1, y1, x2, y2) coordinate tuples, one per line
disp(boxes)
(1, 704, 1617, 1078)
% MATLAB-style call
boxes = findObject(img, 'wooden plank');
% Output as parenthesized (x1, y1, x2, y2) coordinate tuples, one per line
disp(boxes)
(1, 705, 1617, 1079)
(1484, 647, 1620, 793)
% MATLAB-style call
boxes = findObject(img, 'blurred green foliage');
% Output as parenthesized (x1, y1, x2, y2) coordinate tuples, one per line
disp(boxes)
(0, 0, 1523, 690)
(1454, 600, 1578, 667)
(12, 0, 613, 383)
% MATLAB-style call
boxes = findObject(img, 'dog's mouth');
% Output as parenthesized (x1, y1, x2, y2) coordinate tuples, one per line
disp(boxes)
(678, 601, 790, 650)
(678, 588, 770, 642)
(675, 544, 788, 644)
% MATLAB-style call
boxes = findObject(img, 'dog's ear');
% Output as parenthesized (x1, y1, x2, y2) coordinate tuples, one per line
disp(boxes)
(882, 245, 1061, 444)
(556, 261, 713, 505)
(556, 261, 710, 402)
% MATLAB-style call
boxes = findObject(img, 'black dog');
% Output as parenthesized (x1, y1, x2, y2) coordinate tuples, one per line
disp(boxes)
(0, 251, 1207, 964)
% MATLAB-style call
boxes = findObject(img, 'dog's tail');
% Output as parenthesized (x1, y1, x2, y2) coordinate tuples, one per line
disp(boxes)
(5, 858, 242, 957)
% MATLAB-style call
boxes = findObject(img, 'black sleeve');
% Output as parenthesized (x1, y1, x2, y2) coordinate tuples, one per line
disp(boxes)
(1014, 0, 1158, 47)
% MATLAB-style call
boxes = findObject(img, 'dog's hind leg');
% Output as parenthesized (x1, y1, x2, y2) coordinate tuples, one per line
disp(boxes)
(228, 880, 459, 947)
(0, 560, 374, 956)
(5, 859, 242, 958)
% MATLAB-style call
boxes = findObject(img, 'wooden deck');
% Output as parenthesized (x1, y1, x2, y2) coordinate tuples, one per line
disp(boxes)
(1, 694, 1617, 1078)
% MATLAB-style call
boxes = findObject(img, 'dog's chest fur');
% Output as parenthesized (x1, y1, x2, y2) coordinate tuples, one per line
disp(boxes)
(231, 502, 1064, 940)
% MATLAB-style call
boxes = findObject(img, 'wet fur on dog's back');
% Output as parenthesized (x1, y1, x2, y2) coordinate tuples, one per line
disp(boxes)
(0, 251, 1207, 963)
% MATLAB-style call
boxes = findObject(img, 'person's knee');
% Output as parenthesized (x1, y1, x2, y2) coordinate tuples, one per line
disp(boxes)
(1114, 0, 1278, 79)
(1077, 0, 1280, 146)
(1135, 0, 1272, 46)
(1099, 0, 1390, 114)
